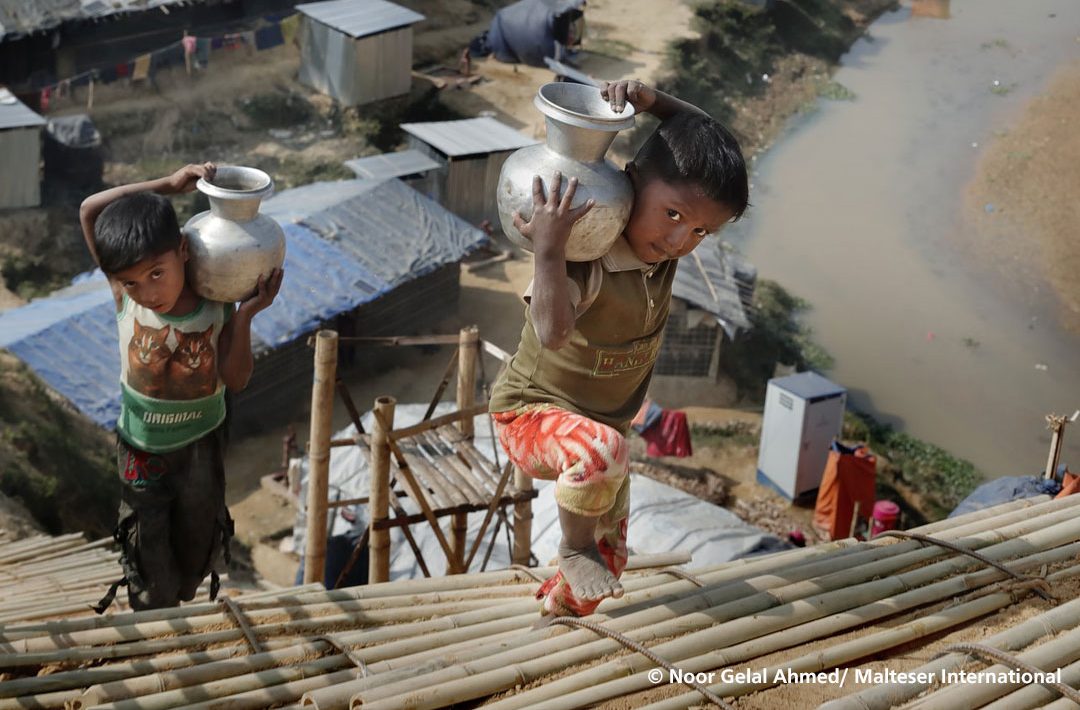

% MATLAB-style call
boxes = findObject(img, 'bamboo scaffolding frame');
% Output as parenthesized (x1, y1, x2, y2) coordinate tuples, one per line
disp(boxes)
(980, 655, 1080, 710)
(508, 548, 1080, 710)
(346, 506, 1080, 710)
(2, 558, 691, 709)
(906, 612, 1080, 709)
(639, 561, 1080, 710)
(304, 330, 338, 584)
(0, 497, 1072, 710)
(821, 585, 1080, 710)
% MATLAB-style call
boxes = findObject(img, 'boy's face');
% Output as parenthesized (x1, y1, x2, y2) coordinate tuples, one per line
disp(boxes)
(624, 172, 735, 264)
(110, 240, 188, 314)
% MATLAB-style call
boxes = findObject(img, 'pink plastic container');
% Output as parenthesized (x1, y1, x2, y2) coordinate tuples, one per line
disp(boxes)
(870, 500, 901, 538)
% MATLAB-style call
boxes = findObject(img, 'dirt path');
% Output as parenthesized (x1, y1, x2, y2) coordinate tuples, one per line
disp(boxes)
(965, 58, 1080, 334)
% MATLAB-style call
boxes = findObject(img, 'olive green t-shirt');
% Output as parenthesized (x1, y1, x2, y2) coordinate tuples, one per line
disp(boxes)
(489, 237, 676, 433)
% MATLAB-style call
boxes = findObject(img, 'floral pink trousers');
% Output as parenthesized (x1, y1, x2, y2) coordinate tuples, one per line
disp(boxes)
(494, 405, 630, 617)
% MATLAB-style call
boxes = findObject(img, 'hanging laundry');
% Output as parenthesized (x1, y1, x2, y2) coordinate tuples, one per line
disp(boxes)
(240, 30, 256, 54)
(280, 14, 301, 47)
(39, 86, 51, 112)
(255, 23, 285, 50)
(1056, 470, 1079, 499)
(116, 62, 131, 77)
(630, 399, 663, 435)
(196, 38, 211, 67)
(640, 409, 693, 458)
(182, 34, 197, 56)
(132, 54, 152, 82)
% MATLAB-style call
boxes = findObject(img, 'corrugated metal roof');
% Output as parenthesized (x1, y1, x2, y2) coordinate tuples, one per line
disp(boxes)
(295, 0, 424, 39)
(0, 88, 45, 130)
(672, 241, 754, 338)
(343, 149, 440, 180)
(401, 117, 538, 158)
(0, 0, 192, 41)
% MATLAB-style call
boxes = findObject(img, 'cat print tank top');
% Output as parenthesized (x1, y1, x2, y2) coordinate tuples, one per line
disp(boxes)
(116, 295, 232, 453)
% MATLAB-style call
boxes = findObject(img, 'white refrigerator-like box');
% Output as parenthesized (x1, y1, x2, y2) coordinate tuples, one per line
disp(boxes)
(756, 371, 847, 499)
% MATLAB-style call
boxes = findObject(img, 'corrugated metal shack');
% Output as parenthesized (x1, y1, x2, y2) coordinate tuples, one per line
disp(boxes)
(651, 241, 757, 404)
(0, 88, 45, 208)
(401, 116, 539, 227)
(0, 177, 488, 435)
(295, 0, 424, 106)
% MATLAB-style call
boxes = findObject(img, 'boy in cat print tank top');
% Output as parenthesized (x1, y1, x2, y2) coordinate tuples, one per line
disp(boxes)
(80, 164, 283, 611)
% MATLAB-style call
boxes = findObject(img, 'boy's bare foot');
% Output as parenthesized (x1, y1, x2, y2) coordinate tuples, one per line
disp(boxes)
(558, 540, 624, 602)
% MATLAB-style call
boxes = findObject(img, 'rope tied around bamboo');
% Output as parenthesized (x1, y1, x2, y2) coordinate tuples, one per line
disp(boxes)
(509, 565, 545, 583)
(877, 530, 1056, 602)
(219, 596, 265, 653)
(547, 617, 734, 709)
(314, 635, 370, 677)
(658, 568, 706, 587)
(939, 642, 1080, 704)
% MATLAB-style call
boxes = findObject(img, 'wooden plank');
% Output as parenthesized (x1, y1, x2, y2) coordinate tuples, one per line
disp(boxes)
(434, 455, 487, 505)
(389, 402, 488, 442)
(412, 455, 471, 508)
(455, 441, 511, 494)
(464, 462, 515, 570)
(399, 451, 452, 510)
(335, 334, 460, 346)
(443, 453, 497, 501)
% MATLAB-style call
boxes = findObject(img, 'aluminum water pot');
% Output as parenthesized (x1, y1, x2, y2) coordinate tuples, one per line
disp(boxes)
(183, 166, 286, 302)
(497, 82, 635, 262)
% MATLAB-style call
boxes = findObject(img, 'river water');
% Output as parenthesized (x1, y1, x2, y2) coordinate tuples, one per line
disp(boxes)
(726, 0, 1080, 477)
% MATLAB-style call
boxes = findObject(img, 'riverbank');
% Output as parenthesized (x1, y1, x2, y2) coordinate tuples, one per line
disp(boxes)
(965, 58, 1080, 334)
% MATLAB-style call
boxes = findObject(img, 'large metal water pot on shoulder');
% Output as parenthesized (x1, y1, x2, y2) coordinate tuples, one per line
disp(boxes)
(497, 82, 636, 262)
(183, 166, 286, 303)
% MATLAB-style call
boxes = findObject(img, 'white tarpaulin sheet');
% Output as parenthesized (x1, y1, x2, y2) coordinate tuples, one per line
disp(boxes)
(293, 404, 785, 580)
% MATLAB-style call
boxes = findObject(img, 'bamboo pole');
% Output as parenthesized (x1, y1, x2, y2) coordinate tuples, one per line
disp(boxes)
(0, 585, 325, 641)
(1044, 413, 1069, 479)
(980, 656, 1080, 710)
(638, 561, 1080, 710)
(304, 329, 338, 585)
(456, 325, 478, 439)
(822, 591, 1080, 710)
(348, 503, 1080, 710)
(504, 547, 1080, 710)
(368, 396, 395, 584)
(907, 622, 1080, 710)
(451, 326, 479, 573)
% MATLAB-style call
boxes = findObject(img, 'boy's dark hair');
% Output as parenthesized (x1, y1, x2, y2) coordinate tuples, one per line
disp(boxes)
(94, 192, 181, 274)
(633, 111, 750, 220)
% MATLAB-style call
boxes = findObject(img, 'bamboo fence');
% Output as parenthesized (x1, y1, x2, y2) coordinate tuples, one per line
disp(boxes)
(1, 496, 1078, 709)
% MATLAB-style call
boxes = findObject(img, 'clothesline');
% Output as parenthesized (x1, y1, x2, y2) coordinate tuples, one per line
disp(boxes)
(31, 13, 298, 110)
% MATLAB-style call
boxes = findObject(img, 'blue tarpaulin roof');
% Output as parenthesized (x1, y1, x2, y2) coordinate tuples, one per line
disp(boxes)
(0, 178, 487, 428)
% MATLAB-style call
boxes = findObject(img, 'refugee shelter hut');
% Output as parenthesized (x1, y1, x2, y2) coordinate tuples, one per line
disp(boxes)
(296, 0, 424, 106)
(650, 241, 757, 406)
(402, 116, 538, 227)
(0, 0, 298, 90)
(0, 87, 44, 208)
(0, 177, 487, 436)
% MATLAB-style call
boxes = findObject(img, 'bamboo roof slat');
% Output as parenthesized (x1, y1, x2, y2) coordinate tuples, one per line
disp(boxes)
(1, 497, 1078, 710)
